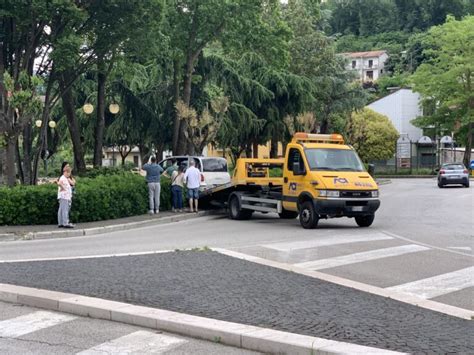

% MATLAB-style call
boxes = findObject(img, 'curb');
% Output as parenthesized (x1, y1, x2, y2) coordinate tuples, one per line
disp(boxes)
(0, 210, 224, 243)
(0, 283, 404, 354)
(376, 179, 392, 185)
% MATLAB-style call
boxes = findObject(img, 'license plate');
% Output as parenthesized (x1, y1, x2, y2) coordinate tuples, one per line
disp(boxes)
(448, 175, 459, 179)
(351, 206, 364, 211)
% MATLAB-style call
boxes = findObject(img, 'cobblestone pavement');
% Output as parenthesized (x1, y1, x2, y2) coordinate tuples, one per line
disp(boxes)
(0, 251, 472, 354)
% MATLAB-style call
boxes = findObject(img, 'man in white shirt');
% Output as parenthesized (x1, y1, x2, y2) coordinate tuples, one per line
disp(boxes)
(184, 160, 201, 213)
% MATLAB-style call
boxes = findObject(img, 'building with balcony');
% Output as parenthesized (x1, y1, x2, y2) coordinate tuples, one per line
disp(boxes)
(341, 50, 388, 81)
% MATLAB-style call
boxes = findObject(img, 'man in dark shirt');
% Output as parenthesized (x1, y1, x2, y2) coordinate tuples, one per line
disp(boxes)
(142, 156, 164, 214)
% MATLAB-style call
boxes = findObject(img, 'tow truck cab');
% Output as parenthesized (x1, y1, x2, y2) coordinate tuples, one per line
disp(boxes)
(281, 133, 380, 228)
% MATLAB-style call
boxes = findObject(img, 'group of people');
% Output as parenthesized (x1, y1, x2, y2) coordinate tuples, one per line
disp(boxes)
(142, 157, 201, 215)
(55, 156, 202, 228)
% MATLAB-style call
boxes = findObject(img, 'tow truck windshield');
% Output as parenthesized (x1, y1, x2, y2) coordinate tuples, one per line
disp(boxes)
(305, 148, 365, 172)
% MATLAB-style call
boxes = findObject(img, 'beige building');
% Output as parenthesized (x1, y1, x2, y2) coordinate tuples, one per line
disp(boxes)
(341, 50, 389, 82)
(103, 146, 142, 167)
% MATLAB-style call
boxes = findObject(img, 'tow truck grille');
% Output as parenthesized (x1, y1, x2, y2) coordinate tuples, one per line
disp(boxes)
(340, 191, 371, 198)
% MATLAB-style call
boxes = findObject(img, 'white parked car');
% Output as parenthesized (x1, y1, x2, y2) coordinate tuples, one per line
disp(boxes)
(159, 156, 231, 188)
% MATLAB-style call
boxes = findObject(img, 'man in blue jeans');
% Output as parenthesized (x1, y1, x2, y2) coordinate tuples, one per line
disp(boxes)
(142, 156, 164, 215)
(184, 160, 201, 213)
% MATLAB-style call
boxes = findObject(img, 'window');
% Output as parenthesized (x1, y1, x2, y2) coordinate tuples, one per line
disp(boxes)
(368, 59, 373, 68)
(287, 148, 305, 172)
(202, 158, 227, 172)
(133, 156, 139, 167)
(366, 71, 373, 80)
(352, 60, 356, 69)
(305, 148, 365, 172)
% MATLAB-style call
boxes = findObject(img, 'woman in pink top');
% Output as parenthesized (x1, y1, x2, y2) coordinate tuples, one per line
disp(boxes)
(58, 166, 74, 228)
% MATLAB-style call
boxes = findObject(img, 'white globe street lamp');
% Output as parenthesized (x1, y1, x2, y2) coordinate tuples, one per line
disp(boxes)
(35, 120, 42, 128)
(109, 103, 120, 114)
(83, 103, 94, 114)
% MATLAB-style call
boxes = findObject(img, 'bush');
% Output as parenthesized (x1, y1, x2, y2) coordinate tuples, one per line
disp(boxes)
(0, 173, 172, 225)
(78, 165, 135, 178)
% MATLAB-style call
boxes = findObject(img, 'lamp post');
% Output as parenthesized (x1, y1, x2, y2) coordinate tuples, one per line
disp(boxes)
(82, 96, 120, 115)
(34, 119, 56, 176)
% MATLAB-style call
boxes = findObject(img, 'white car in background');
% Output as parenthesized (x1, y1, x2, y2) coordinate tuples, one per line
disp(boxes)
(159, 156, 231, 188)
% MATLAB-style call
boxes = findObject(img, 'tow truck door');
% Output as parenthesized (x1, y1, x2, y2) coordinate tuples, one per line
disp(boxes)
(283, 147, 308, 211)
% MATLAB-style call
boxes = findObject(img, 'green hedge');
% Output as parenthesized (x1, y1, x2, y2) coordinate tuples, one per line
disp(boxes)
(0, 173, 173, 225)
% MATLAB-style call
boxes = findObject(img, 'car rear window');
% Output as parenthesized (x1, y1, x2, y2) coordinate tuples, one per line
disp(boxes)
(202, 158, 228, 172)
(444, 164, 464, 170)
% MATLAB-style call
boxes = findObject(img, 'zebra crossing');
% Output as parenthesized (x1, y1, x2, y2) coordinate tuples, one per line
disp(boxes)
(234, 229, 474, 310)
(0, 304, 258, 355)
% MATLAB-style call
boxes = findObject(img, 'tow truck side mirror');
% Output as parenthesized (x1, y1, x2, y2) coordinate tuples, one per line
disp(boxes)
(368, 164, 375, 177)
(293, 162, 305, 176)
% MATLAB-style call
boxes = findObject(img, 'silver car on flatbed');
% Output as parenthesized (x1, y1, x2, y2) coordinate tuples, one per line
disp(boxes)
(437, 163, 470, 188)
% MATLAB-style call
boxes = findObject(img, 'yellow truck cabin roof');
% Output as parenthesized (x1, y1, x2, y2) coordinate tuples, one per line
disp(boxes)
(292, 133, 345, 145)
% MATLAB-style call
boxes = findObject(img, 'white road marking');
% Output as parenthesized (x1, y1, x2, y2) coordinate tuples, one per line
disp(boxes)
(447, 246, 472, 251)
(386, 266, 474, 299)
(381, 230, 473, 257)
(262, 233, 393, 252)
(0, 311, 76, 338)
(295, 244, 429, 270)
(77, 330, 186, 354)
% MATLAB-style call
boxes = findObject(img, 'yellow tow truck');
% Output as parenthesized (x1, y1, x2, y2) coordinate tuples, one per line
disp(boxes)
(202, 133, 380, 229)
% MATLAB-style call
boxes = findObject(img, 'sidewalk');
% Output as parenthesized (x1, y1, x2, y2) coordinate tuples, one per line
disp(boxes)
(0, 210, 222, 242)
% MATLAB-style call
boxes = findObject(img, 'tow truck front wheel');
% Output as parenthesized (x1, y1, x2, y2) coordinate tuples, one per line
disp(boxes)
(299, 201, 319, 229)
(355, 214, 375, 227)
(228, 194, 253, 220)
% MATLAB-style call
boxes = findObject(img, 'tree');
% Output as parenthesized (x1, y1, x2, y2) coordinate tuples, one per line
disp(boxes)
(85, 0, 163, 167)
(175, 96, 226, 155)
(165, 0, 287, 154)
(285, 0, 367, 134)
(411, 16, 474, 167)
(346, 108, 399, 162)
(0, 0, 87, 185)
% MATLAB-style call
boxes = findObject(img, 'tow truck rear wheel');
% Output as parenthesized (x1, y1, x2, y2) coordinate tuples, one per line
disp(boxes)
(279, 210, 299, 219)
(299, 201, 319, 229)
(355, 214, 375, 227)
(228, 194, 253, 220)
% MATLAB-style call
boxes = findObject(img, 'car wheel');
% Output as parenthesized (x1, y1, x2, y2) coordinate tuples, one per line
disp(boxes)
(228, 194, 253, 220)
(279, 209, 299, 219)
(464, 181, 470, 188)
(355, 214, 375, 227)
(438, 181, 444, 188)
(299, 201, 319, 229)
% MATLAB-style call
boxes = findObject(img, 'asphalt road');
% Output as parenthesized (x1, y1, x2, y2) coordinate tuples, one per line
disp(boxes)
(0, 301, 259, 355)
(1, 179, 472, 311)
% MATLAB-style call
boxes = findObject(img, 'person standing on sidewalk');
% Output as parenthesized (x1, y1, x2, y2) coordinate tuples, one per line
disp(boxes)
(184, 160, 201, 213)
(171, 165, 185, 212)
(59, 161, 76, 195)
(58, 166, 74, 228)
(142, 156, 164, 215)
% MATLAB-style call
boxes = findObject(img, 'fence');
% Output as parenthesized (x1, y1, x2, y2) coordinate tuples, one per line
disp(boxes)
(371, 144, 473, 175)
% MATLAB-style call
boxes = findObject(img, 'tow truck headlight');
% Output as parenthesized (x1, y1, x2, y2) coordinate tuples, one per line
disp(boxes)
(319, 190, 340, 198)
(371, 190, 379, 198)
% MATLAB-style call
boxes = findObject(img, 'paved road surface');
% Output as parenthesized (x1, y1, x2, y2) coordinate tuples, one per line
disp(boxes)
(0, 301, 259, 354)
(0, 179, 472, 311)
(0, 252, 472, 354)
